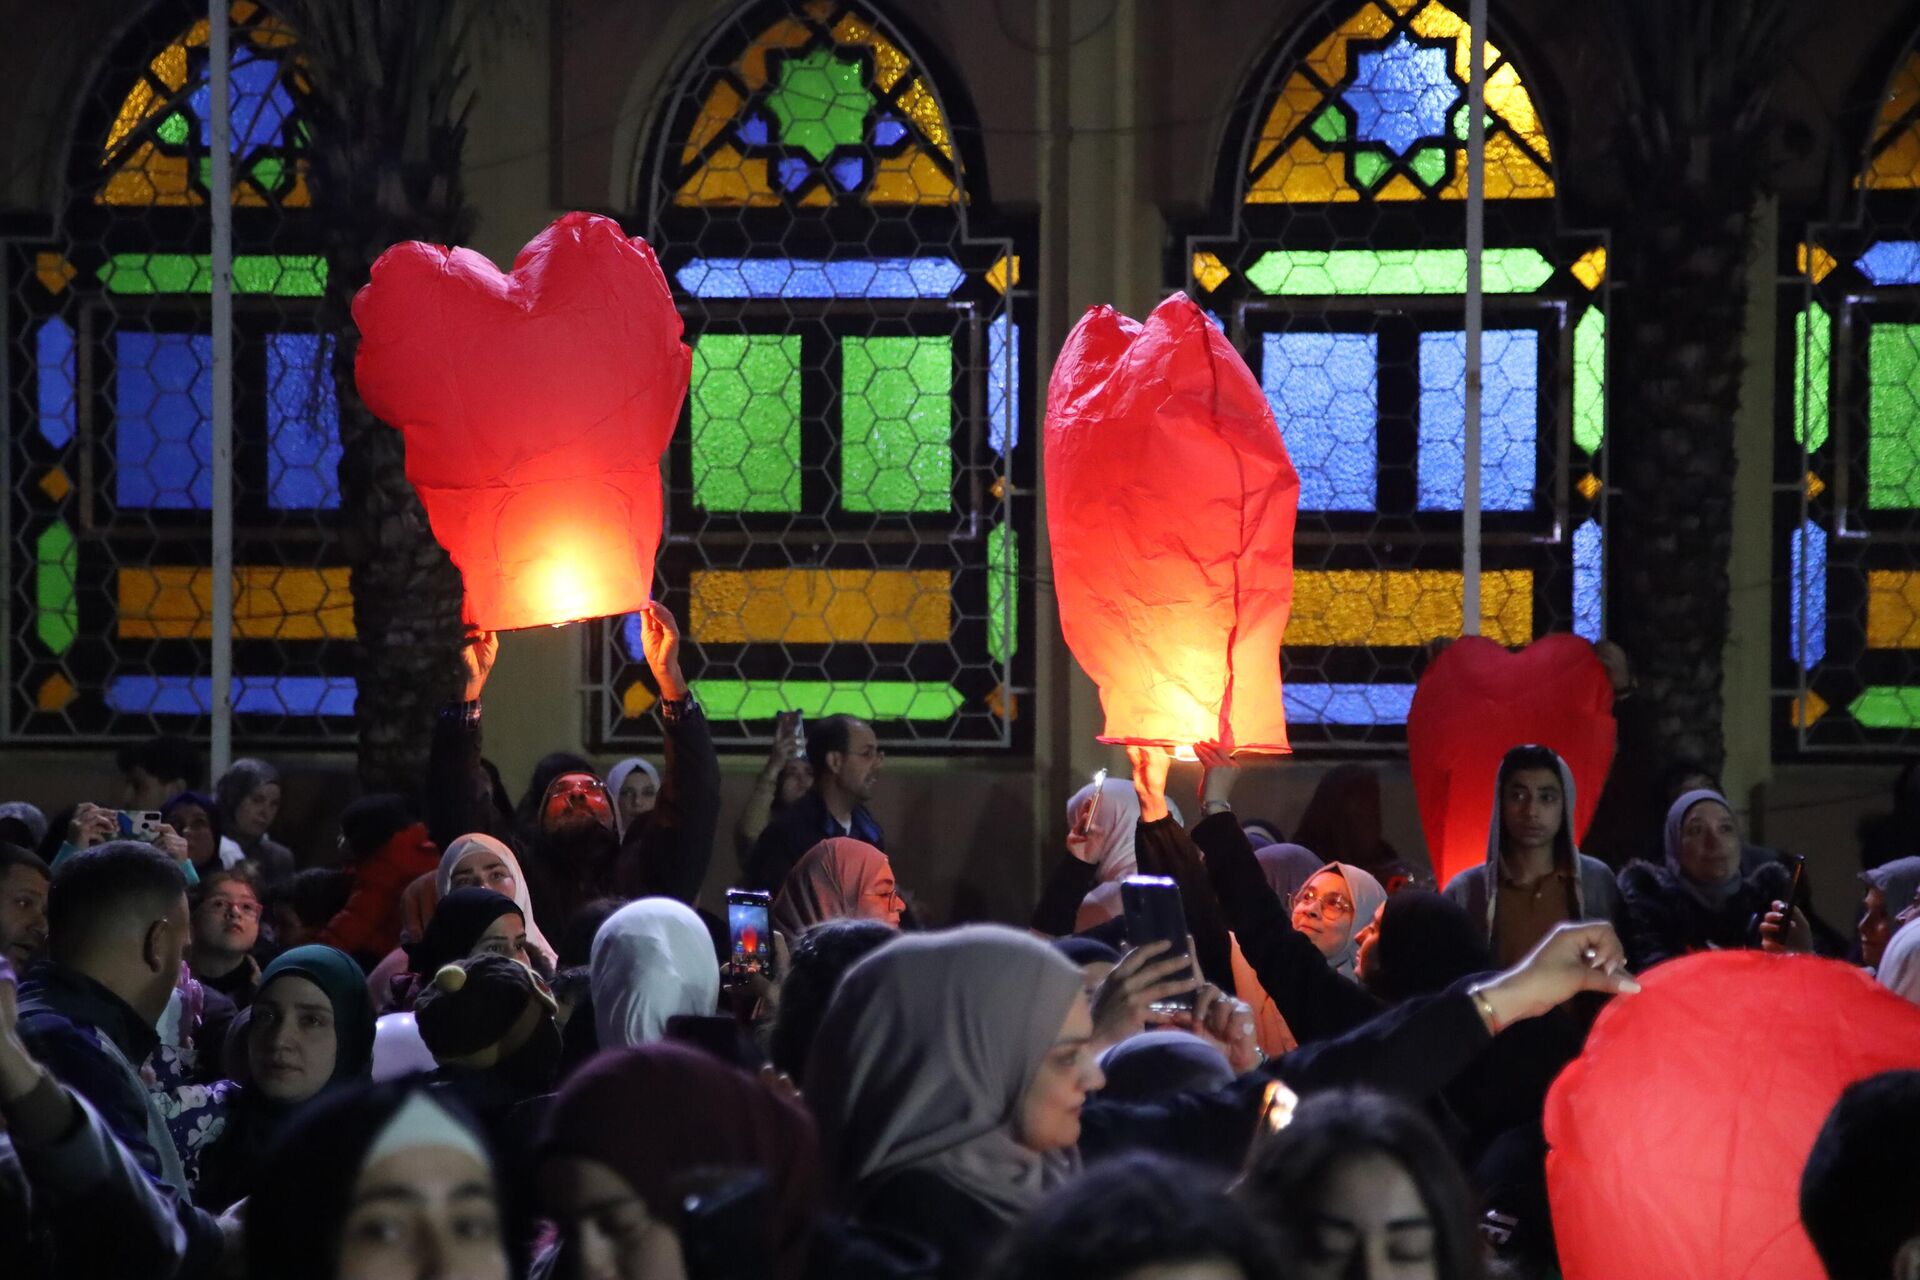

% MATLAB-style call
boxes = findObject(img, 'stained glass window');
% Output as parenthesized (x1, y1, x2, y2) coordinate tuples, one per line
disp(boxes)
(4, 1, 352, 743)
(592, 1, 1029, 753)
(1775, 40, 1920, 746)
(1178, 0, 1604, 746)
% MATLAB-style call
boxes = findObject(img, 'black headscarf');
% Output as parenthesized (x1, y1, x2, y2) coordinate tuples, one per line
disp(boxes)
(1362, 890, 1491, 1004)
(406, 887, 522, 978)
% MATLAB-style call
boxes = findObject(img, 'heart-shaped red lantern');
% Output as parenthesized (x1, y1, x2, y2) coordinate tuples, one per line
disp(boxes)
(1546, 952, 1920, 1280)
(352, 212, 691, 631)
(1044, 294, 1299, 752)
(1406, 634, 1614, 890)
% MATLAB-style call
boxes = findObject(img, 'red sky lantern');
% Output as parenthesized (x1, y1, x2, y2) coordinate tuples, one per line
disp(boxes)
(352, 211, 690, 632)
(1546, 951, 1920, 1280)
(1406, 634, 1614, 889)
(1045, 294, 1299, 753)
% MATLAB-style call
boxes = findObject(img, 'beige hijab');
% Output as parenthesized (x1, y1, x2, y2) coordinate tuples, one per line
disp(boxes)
(437, 833, 556, 967)
(803, 925, 1084, 1222)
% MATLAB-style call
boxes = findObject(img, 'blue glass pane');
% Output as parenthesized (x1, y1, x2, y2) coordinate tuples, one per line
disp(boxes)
(1261, 332, 1378, 511)
(1283, 683, 1418, 725)
(622, 612, 647, 662)
(107, 675, 356, 717)
(738, 114, 771, 146)
(872, 116, 907, 146)
(1790, 519, 1828, 669)
(829, 155, 865, 191)
(1417, 329, 1539, 512)
(116, 332, 212, 509)
(35, 316, 76, 449)
(190, 49, 295, 152)
(1573, 518, 1602, 641)
(1341, 32, 1456, 156)
(1202, 310, 1225, 333)
(776, 157, 811, 192)
(1856, 242, 1920, 286)
(989, 314, 1021, 455)
(676, 257, 966, 299)
(266, 333, 341, 510)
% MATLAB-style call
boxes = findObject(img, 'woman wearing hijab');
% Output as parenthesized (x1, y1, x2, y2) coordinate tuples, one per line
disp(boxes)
(1029, 777, 1183, 937)
(246, 1081, 509, 1280)
(538, 1041, 825, 1280)
(382, 888, 537, 1013)
(606, 757, 662, 838)
(1227, 843, 1326, 1058)
(193, 944, 376, 1212)
(590, 897, 721, 1050)
(804, 925, 1102, 1277)
(436, 834, 556, 969)
(1617, 790, 1795, 970)
(772, 838, 906, 938)
(213, 757, 295, 888)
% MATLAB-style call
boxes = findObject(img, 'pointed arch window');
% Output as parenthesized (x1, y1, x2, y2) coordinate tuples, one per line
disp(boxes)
(591, 1, 1030, 752)
(6, 0, 352, 742)
(1177, 0, 1606, 748)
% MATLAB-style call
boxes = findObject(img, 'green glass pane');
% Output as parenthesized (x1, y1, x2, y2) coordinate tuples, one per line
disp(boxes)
(251, 155, 287, 193)
(98, 254, 326, 297)
(841, 336, 952, 512)
(1310, 105, 1347, 145)
(691, 679, 965, 721)
(691, 334, 801, 512)
(156, 112, 190, 144)
(1573, 305, 1606, 455)
(1407, 146, 1448, 189)
(766, 48, 874, 163)
(34, 520, 77, 656)
(1850, 687, 1920, 729)
(1795, 303, 1831, 453)
(1351, 150, 1390, 190)
(1868, 323, 1920, 508)
(1244, 248, 1554, 296)
(988, 522, 1017, 663)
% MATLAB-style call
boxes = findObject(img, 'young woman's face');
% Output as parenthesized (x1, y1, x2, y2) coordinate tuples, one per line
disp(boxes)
(251, 974, 338, 1103)
(857, 866, 906, 927)
(1292, 870, 1354, 960)
(172, 802, 217, 865)
(776, 759, 814, 806)
(1351, 902, 1386, 981)
(450, 851, 517, 901)
(544, 1155, 685, 1280)
(1017, 992, 1104, 1153)
(232, 782, 281, 840)
(193, 881, 261, 956)
(1294, 1150, 1438, 1280)
(618, 771, 658, 826)
(337, 1143, 507, 1280)
(472, 913, 533, 971)
(1862, 887, 1895, 969)
(1676, 801, 1742, 886)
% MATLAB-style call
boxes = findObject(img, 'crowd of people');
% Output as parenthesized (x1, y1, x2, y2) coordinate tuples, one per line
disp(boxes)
(2, 607, 1918, 1279)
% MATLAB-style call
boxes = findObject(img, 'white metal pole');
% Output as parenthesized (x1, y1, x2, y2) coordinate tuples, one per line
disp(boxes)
(1462, 0, 1487, 637)
(209, 0, 234, 775)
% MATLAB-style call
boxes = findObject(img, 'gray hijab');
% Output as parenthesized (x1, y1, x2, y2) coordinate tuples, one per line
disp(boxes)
(804, 925, 1084, 1222)
(1664, 789, 1744, 910)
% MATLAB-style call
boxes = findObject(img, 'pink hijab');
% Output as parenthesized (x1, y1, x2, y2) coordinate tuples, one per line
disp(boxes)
(771, 839, 896, 937)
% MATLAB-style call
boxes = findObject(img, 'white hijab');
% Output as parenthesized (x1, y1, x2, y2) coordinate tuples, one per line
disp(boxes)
(437, 833, 556, 968)
(606, 757, 661, 838)
(1880, 918, 1920, 1003)
(590, 898, 719, 1048)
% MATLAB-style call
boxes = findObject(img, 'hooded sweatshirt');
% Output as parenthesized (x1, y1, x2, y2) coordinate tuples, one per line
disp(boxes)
(1441, 750, 1620, 966)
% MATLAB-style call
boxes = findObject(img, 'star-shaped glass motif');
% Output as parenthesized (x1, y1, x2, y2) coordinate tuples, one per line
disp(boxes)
(765, 48, 876, 164)
(1340, 31, 1457, 158)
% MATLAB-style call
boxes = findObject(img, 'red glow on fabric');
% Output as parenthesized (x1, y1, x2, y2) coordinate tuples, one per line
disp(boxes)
(1546, 952, 1920, 1280)
(1043, 294, 1299, 752)
(1405, 635, 1614, 889)
(352, 212, 690, 631)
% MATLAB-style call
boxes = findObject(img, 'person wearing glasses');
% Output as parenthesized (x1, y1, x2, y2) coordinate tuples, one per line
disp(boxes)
(743, 714, 889, 894)
(187, 870, 264, 1010)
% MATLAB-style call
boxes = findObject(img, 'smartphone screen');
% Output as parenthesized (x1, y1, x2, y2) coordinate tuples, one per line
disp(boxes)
(1120, 875, 1196, 1013)
(1077, 768, 1109, 837)
(727, 889, 774, 979)
(117, 810, 163, 842)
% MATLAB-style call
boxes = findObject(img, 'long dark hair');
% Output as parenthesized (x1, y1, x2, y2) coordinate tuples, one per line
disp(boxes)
(1237, 1088, 1486, 1280)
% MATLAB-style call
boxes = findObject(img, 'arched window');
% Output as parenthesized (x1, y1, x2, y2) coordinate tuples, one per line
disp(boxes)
(1780, 43, 1920, 750)
(594, 0, 1029, 753)
(6, 0, 352, 743)
(1177, 0, 1605, 749)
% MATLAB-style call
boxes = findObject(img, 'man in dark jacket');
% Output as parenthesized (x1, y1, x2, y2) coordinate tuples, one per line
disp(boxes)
(14, 841, 231, 1277)
(428, 599, 720, 928)
(743, 713, 886, 892)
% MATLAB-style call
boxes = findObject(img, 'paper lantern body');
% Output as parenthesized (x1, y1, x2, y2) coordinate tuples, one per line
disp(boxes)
(353, 211, 691, 631)
(1405, 635, 1614, 890)
(1044, 294, 1300, 751)
(1546, 952, 1920, 1280)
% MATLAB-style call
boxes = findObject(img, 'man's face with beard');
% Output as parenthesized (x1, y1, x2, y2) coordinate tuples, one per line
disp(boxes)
(541, 772, 615, 838)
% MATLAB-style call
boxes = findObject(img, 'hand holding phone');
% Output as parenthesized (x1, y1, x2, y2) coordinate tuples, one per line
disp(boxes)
(1076, 768, 1109, 838)
(116, 810, 164, 843)
(726, 889, 775, 981)
(1121, 875, 1197, 1013)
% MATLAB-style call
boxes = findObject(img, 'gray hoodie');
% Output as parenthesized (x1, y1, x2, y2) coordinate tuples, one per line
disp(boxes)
(1442, 750, 1621, 953)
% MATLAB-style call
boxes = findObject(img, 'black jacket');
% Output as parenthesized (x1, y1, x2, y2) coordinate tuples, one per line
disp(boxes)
(742, 789, 885, 892)
(1617, 860, 1793, 971)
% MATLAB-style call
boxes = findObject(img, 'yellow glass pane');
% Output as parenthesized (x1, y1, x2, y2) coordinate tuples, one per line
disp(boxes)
(834, 12, 910, 92)
(1868, 571, 1920, 648)
(1285, 569, 1533, 646)
(1247, 139, 1359, 204)
(675, 145, 780, 207)
(987, 255, 1021, 293)
(738, 16, 812, 91)
(35, 673, 76, 713)
(897, 77, 953, 160)
(101, 145, 194, 206)
(118, 566, 355, 640)
(1571, 246, 1607, 290)
(869, 149, 959, 205)
(1249, 76, 1324, 173)
(1305, 2, 1393, 87)
(681, 81, 743, 166)
(690, 569, 952, 644)
(1192, 251, 1230, 292)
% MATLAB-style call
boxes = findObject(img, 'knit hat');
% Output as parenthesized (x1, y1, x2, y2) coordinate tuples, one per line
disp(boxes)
(413, 953, 556, 1071)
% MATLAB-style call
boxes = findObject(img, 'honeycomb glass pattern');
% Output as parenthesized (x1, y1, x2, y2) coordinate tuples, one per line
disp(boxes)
(4, 1, 353, 743)
(1180, 0, 1604, 749)
(594, 0, 1030, 754)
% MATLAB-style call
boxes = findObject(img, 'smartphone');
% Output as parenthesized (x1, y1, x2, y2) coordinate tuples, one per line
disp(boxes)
(1120, 875, 1196, 1014)
(1077, 768, 1109, 837)
(726, 889, 774, 980)
(1260, 1078, 1300, 1133)
(790, 710, 806, 757)
(1783, 853, 1807, 909)
(118, 810, 163, 842)
(680, 1172, 773, 1280)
